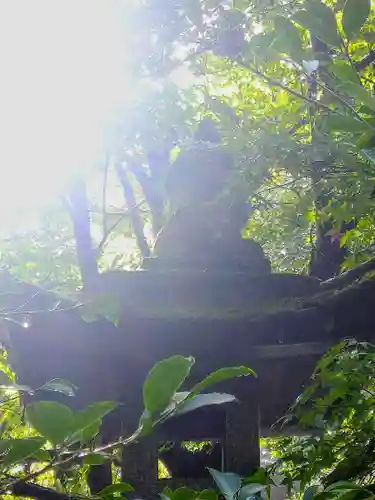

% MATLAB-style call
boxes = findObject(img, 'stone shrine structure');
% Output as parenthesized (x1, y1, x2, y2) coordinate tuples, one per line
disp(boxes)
(2, 143, 348, 497)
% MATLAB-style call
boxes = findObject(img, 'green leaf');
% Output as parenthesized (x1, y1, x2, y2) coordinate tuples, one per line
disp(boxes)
(67, 401, 116, 444)
(274, 16, 304, 61)
(248, 32, 278, 61)
(326, 482, 365, 492)
(303, 485, 320, 500)
(361, 147, 375, 163)
(174, 393, 237, 417)
(76, 401, 117, 428)
(238, 483, 268, 500)
(357, 129, 375, 148)
(323, 114, 370, 133)
(208, 468, 242, 500)
(331, 60, 360, 85)
(363, 32, 375, 44)
(25, 402, 74, 445)
(97, 482, 134, 497)
(167, 392, 236, 417)
(32, 448, 51, 462)
(80, 419, 101, 444)
(294, 2, 341, 47)
(170, 487, 197, 500)
(191, 366, 256, 395)
(40, 378, 77, 397)
(83, 453, 108, 466)
(143, 356, 195, 415)
(0, 437, 45, 466)
(342, 0, 370, 40)
(338, 81, 375, 111)
(197, 490, 219, 500)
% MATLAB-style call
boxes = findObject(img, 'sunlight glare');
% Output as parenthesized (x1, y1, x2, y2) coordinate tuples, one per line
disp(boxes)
(0, 1, 136, 229)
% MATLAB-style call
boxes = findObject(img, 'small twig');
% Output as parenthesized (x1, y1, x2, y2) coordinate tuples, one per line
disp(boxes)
(237, 58, 335, 113)
(96, 199, 147, 256)
(288, 118, 309, 135)
(0, 301, 84, 318)
(301, 69, 367, 123)
(8, 479, 82, 500)
(355, 50, 375, 72)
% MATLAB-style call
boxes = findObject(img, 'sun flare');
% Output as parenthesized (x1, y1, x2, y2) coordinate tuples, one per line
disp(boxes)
(0, 1, 136, 230)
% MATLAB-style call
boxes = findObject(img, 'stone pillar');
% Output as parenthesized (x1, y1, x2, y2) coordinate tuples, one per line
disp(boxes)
(225, 377, 260, 475)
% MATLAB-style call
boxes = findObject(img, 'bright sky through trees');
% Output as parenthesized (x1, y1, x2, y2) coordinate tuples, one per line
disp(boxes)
(0, 1, 135, 228)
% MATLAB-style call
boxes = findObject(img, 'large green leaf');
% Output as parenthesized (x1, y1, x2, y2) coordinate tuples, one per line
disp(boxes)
(174, 392, 237, 417)
(294, 2, 341, 47)
(190, 366, 256, 395)
(83, 452, 108, 466)
(208, 468, 242, 500)
(356, 129, 375, 148)
(25, 402, 74, 445)
(331, 60, 360, 85)
(97, 482, 134, 497)
(238, 483, 268, 500)
(323, 114, 371, 133)
(80, 419, 102, 444)
(74, 401, 117, 429)
(338, 81, 375, 111)
(67, 401, 116, 445)
(342, 0, 370, 40)
(168, 487, 197, 500)
(143, 356, 195, 415)
(274, 16, 304, 61)
(40, 378, 77, 397)
(0, 437, 45, 466)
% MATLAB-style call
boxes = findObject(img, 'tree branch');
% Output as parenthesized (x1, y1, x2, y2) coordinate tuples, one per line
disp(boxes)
(321, 256, 375, 291)
(355, 50, 375, 72)
(115, 164, 151, 258)
(9, 480, 78, 500)
(237, 58, 335, 113)
(127, 160, 164, 237)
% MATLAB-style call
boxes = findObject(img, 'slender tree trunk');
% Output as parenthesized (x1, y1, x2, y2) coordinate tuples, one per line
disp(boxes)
(115, 164, 151, 258)
(66, 178, 99, 290)
(308, 37, 356, 280)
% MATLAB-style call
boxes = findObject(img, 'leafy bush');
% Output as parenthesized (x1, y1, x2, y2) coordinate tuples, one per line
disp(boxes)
(270, 340, 375, 488)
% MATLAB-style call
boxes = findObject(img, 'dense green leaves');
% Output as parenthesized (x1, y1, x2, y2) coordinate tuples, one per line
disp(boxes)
(271, 340, 375, 486)
(342, 0, 370, 39)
